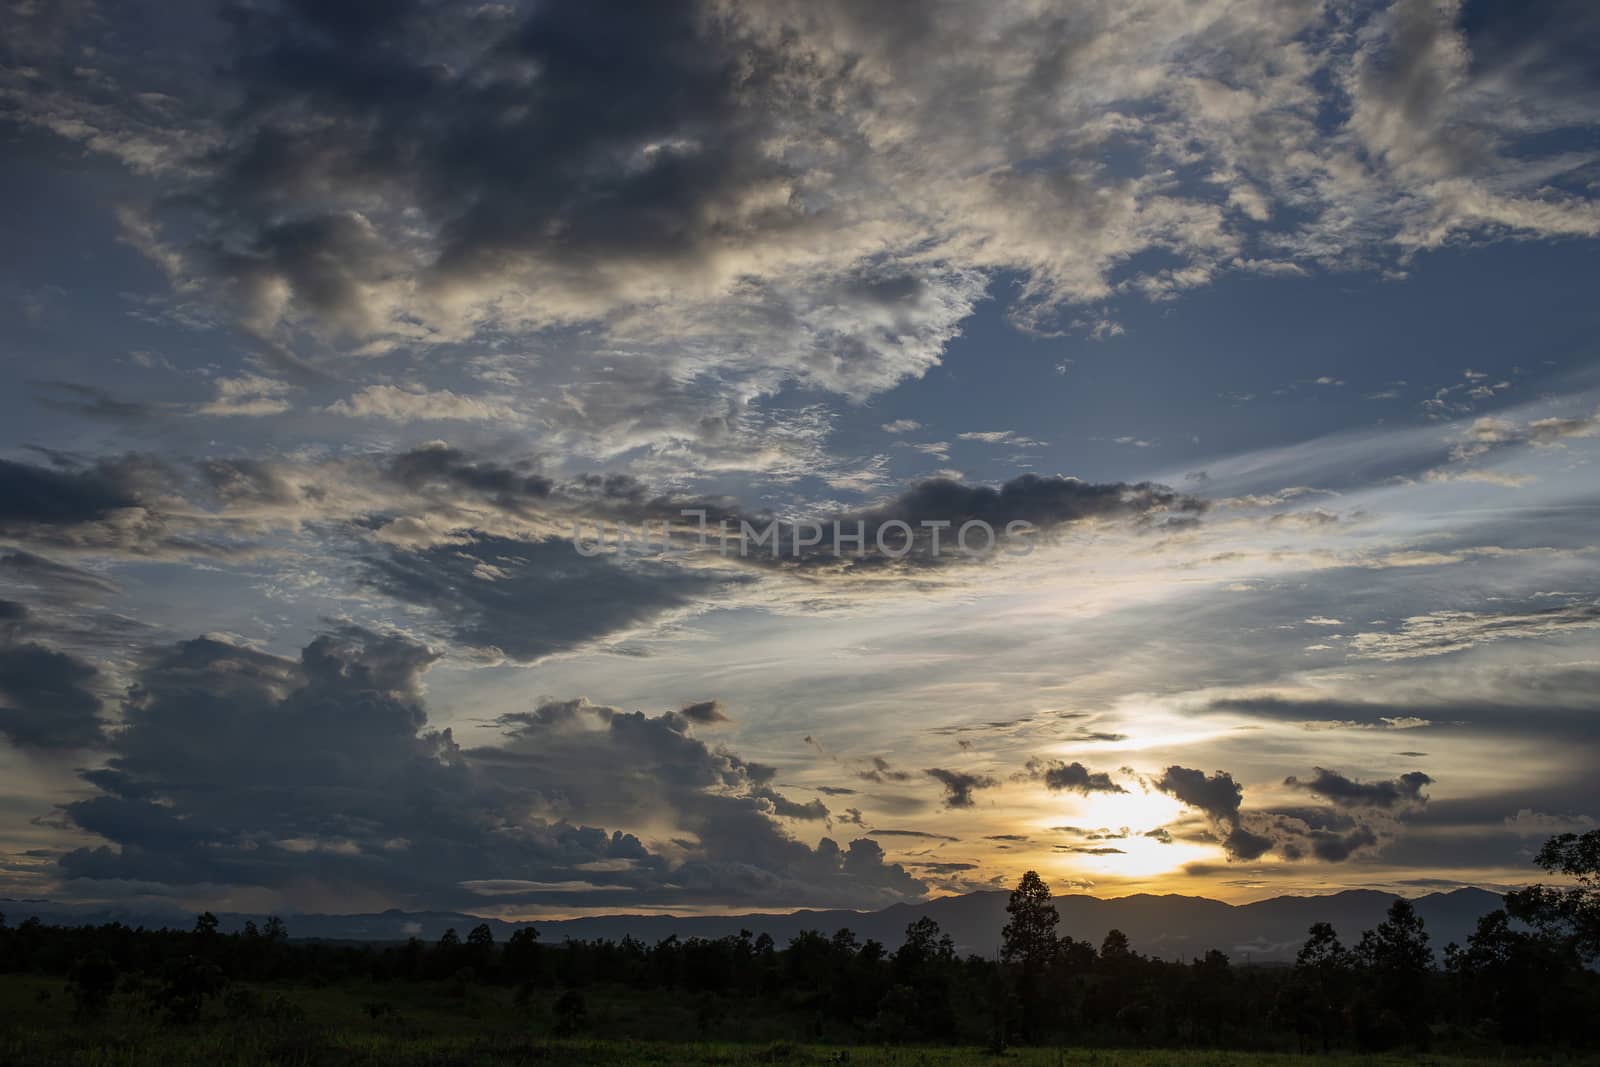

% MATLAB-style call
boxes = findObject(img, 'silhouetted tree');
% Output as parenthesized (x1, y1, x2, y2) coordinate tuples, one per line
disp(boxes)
(1506, 828, 1600, 962)
(1099, 928, 1133, 964)
(430, 927, 461, 980)
(1001, 870, 1058, 1039)
(1354, 899, 1432, 1048)
(1285, 922, 1352, 1051)
(503, 926, 542, 987)
(466, 922, 495, 978)
(1446, 908, 1588, 1045)
(0, 833, 1596, 1053)
(1185, 949, 1232, 1045)
(1001, 871, 1058, 969)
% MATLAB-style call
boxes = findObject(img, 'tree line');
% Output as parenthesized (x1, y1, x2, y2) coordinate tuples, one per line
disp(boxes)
(1, 830, 1595, 1051)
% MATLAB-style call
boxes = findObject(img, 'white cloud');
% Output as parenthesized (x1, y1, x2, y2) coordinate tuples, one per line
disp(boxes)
(325, 385, 520, 423)
(195, 374, 294, 417)
(957, 430, 1047, 448)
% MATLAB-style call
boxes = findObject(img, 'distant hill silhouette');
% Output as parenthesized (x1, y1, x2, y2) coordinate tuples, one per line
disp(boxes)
(3, 886, 1505, 961)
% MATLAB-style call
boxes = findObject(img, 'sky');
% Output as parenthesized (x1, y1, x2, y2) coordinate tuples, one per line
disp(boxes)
(1, 0, 1599, 920)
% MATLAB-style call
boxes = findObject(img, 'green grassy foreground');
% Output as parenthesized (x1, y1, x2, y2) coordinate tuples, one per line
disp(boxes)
(2, 975, 1593, 1066)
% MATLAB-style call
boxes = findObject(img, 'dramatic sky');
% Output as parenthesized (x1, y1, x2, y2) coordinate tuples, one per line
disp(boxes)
(2, 0, 1599, 919)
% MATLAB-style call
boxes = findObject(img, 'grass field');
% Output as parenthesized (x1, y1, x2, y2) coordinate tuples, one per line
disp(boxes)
(3, 975, 1594, 1066)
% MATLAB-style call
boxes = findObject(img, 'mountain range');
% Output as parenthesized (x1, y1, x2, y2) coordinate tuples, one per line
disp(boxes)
(1, 887, 1505, 962)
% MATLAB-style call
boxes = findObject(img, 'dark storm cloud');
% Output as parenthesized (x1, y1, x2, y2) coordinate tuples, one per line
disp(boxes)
(59, 628, 925, 909)
(1153, 763, 1407, 864)
(384, 445, 553, 510)
(0, 637, 105, 751)
(183, 0, 808, 348)
(1025, 758, 1127, 795)
(677, 700, 730, 725)
(858, 475, 1205, 532)
(1284, 767, 1433, 809)
(0, 455, 231, 559)
(1304, 826, 1378, 863)
(750, 787, 829, 822)
(361, 534, 726, 662)
(1154, 766, 1247, 824)
(924, 768, 998, 809)
(0, 457, 137, 525)
(1152, 766, 1274, 862)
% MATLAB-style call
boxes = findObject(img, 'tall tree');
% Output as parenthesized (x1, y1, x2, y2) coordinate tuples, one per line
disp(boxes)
(1356, 899, 1432, 1046)
(1289, 922, 1352, 1051)
(1002, 870, 1059, 1041)
(1001, 870, 1059, 969)
(1506, 829, 1600, 962)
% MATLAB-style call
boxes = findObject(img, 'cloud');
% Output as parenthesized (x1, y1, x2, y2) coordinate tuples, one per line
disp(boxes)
(677, 700, 730, 725)
(1152, 766, 1274, 861)
(361, 535, 727, 663)
(1284, 767, 1433, 809)
(59, 628, 925, 910)
(881, 420, 922, 434)
(0, 456, 203, 558)
(1348, 602, 1600, 661)
(924, 768, 998, 809)
(1025, 759, 1127, 795)
(0, 632, 106, 752)
(858, 757, 913, 784)
(34, 382, 157, 421)
(957, 431, 1047, 448)
(1205, 687, 1600, 746)
(325, 385, 519, 423)
(12, 0, 1594, 457)
(382, 443, 555, 510)
(0, 549, 121, 599)
(0, 458, 139, 526)
(194, 375, 294, 417)
(1152, 763, 1401, 865)
(1302, 826, 1378, 862)
(1504, 809, 1596, 837)
(806, 473, 1204, 564)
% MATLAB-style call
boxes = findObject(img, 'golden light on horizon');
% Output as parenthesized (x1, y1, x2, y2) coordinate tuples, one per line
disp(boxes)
(1031, 787, 1216, 880)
